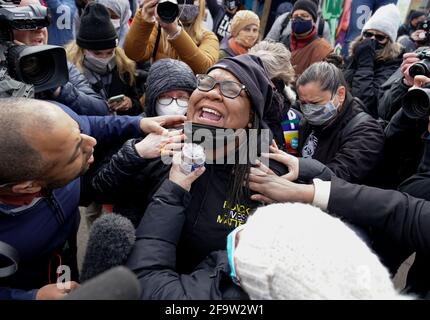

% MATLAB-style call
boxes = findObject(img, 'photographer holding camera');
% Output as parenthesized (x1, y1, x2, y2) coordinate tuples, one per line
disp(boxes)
(370, 51, 429, 190)
(123, 0, 219, 74)
(7, 0, 110, 115)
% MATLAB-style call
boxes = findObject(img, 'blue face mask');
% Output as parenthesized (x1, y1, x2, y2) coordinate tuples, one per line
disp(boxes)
(291, 18, 313, 34)
(226, 225, 245, 285)
(301, 100, 339, 126)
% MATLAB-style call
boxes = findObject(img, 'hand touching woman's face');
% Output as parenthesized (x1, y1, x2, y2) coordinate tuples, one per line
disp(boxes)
(187, 69, 252, 129)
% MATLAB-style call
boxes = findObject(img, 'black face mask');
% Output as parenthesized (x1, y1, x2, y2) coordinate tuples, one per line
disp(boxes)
(224, 0, 239, 11)
(291, 17, 313, 34)
(375, 40, 385, 51)
(184, 122, 239, 150)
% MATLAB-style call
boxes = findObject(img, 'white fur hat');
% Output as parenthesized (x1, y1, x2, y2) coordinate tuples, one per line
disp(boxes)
(362, 4, 401, 43)
(234, 203, 409, 300)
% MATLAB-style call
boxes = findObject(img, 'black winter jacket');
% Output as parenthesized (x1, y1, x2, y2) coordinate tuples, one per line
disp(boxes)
(55, 62, 109, 116)
(377, 71, 409, 121)
(206, 0, 234, 41)
(126, 179, 248, 300)
(328, 174, 430, 298)
(90, 67, 142, 116)
(370, 108, 428, 189)
(343, 40, 402, 118)
(298, 93, 385, 183)
(91, 139, 287, 272)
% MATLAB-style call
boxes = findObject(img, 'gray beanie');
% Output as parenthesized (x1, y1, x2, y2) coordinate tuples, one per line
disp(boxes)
(362, 4, 400, 43)
(144, 59, 196, 117)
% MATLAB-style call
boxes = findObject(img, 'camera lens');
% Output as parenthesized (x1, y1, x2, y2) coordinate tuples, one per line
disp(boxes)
(157, 0, 179, 24)
(7, 44, 69, 92)
(409, 62, 429, 78)
(403, 88, 430, 119)
(20, 52, 53, 85)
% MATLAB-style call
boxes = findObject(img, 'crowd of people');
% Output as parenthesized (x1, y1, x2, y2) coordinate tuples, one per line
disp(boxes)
(2, 0, 430, 301)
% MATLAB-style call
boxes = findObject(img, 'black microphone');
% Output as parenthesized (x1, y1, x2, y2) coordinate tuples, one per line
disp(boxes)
(80, 213, 136, 282)
(65, 266, 141, 300)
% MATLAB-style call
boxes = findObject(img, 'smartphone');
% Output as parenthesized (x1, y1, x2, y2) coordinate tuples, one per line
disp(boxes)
(108, 94, 125, 104)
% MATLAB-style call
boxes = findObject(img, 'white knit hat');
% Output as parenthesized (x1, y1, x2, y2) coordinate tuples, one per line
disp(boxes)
(362, 4, 400, 43)
(234, 203, 409, 300)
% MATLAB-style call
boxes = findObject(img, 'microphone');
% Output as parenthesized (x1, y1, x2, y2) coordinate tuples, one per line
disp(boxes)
(65, 266, 141, 300)
(80, 213, 136, 282)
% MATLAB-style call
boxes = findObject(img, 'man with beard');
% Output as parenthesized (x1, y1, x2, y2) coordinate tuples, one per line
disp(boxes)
(0, 98, 183, 300)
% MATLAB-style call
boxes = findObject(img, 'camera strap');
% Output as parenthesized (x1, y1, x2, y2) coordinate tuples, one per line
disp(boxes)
(0, 240, 19, 278)
(152, 24, 162, 61)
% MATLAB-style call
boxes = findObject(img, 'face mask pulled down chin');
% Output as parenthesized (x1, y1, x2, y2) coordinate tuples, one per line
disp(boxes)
(178, 4, 199, 24)
(155, 100, 187, 116)
(83, 51, 116, 75)
(292, 18, 313, 34)
(301, 100, 338, 126)
(183, 122, 252, 156)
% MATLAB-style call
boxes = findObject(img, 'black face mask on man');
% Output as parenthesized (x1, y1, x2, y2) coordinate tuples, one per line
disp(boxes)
(291, 17, 313, 34)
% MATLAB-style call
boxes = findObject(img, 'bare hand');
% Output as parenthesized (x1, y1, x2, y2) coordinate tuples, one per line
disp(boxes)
(139, 115, 186, 135)
(141, 0, 157, 23)
(261, 146, 299, 181)
(169, 152, 205, 191)
(248, 168, 314, 204)
(52, 87, 62, 98)
(109, 96, 132, 112)
(135, 129, 184, 159)
(156, 14, 180, 36)
(411, 74, 430, 89)
(36, 281, 79, 300)
(401, 52, 420, 86)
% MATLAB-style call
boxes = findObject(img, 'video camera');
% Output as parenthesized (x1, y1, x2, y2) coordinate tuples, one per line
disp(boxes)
(0, 0, 68, 97)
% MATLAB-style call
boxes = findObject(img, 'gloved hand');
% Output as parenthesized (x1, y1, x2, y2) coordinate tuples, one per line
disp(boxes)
(354, 38, 377, 63)
(354, 39, 376, 58)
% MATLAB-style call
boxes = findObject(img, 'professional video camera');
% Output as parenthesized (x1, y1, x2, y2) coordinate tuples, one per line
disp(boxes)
(0, 0, 68, 97)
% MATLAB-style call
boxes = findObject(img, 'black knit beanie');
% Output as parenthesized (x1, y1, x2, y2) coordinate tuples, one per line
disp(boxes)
(207, 55, 274, 130)
(77, 3, 119, 50)
(144, 59, 197, 117)
(292, 0, 318, 21)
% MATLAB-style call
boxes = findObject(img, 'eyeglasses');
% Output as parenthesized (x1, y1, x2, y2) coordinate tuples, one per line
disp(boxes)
(157, 97, 189, 107)
(196, 74, 247, 99)
(362, 31, 388, 42)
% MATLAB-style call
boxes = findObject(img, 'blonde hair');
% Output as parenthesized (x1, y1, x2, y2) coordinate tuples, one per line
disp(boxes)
(249, 41, 295, 85)
(349, 35, 402, 62)
(65, 41, 136, 85)
(159, 0, 207, 58)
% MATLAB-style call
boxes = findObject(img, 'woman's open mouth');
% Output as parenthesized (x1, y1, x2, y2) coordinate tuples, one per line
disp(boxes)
(197, 107, 224, 126)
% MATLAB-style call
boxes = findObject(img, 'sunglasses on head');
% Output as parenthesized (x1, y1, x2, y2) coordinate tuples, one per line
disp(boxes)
(362, 31, 387, 42)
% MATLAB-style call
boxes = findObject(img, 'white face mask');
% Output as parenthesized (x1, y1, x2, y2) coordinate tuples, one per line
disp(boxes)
(155, 99, 188, 116)
(111, 19, 121, 32)
(83, 50, 116, 75)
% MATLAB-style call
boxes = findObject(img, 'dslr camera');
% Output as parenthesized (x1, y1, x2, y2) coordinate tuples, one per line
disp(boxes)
(408, 47, 430, 78)
(0, 0, 68, 97)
